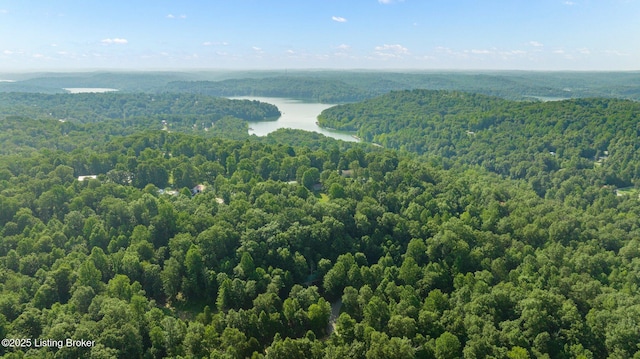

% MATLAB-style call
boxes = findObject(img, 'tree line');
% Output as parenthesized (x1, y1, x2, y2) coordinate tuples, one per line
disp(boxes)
(318, 89, 640, 197)
(0, 121, 639, 357)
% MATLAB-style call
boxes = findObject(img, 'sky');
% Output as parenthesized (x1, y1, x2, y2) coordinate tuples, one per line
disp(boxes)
(0, 0, 638, 71)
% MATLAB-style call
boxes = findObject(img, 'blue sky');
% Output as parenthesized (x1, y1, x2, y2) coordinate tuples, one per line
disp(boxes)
(0, 0, 638, 71)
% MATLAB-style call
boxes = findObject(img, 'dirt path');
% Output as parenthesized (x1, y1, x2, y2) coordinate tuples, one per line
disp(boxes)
(326, 299, 343, 336)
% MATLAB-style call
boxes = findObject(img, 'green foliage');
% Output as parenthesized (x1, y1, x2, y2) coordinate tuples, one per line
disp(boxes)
(2, 77, 640, 358)
(0, 92, 279, 155)
(167, 76, 371, 103)
(319, 89, 640, 196)
(167, 71, 640, 103)
(435, 331, 462, 359)
(302, 167, 320, 190)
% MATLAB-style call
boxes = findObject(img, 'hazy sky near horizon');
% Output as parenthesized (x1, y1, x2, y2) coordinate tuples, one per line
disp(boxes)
(1, 0, 638, 71)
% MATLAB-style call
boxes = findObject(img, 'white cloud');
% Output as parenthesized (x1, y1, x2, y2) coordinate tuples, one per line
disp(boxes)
(3, 50, 13, 55)
(332, 16, 347, 23)
(578, 48, 590, 54)
(334, 44, 352, 57)
(101, 38, 128, 45)
(529, 41, 544, 47)
(286, 49, 295, 54)
(375, 44, 409, 56)
(378, 0, 404, 4)
(166, 14, 175, 19)
(470, 49, 492, 54)
(203, 41, 229, 46)
(435, 46, 454, 54)
(0, 9, 7, 14)
(434, 46, 529, 62)
(375, 44, 408, 53)
(604, 50, 627, 56)
(167, 14, 187, 19)
(464, 48, 527, 58)
(563, 1, 576, 5)
(502, 50, 526, 55)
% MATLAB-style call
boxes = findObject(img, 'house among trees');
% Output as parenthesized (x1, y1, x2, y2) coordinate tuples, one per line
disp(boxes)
(78, 175, 98, 181)
(191, 184, 205, 196)
(339, 169, 354, 177)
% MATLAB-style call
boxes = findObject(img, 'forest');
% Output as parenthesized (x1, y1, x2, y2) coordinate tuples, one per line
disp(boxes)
(0, 93, 280, 124)
(319, 90, 640, 194)
(166, 71, 640, 103)
(1, 73, 640, 358)
(3, 70, 640, 102)
(166, 77, 371, 103)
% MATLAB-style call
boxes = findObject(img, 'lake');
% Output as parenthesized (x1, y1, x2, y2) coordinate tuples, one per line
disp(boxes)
(230, 97, 358, 142)
(64, 88, 119, 93)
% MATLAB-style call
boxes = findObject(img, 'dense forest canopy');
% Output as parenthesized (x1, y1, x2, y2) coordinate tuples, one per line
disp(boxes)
(1, 73, 640, 358)
(2, 127, 640, 358)
(319, 89, 640, 191)
(0, 93, 280, 124)
(0, 93, 281, 155)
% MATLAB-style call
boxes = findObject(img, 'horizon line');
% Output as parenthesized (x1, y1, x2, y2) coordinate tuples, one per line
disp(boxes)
(2, 68, 639, 75)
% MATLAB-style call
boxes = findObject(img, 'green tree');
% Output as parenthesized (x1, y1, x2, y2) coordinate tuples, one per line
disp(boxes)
(308, 297, 331, 337)
(161, 257, 183, 303)
(302, 167, 320, 190)
(435, 331, 461, 359)
(184, 245, 205, 299)
(364, 296, 389, 332)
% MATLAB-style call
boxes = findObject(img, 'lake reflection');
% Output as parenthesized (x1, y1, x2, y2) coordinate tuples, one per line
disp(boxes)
(64, 88, 119, 93)
(230, 97, 358, 142)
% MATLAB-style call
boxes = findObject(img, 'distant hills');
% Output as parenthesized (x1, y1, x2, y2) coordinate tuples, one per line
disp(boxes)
(1, 70, 639, 102)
